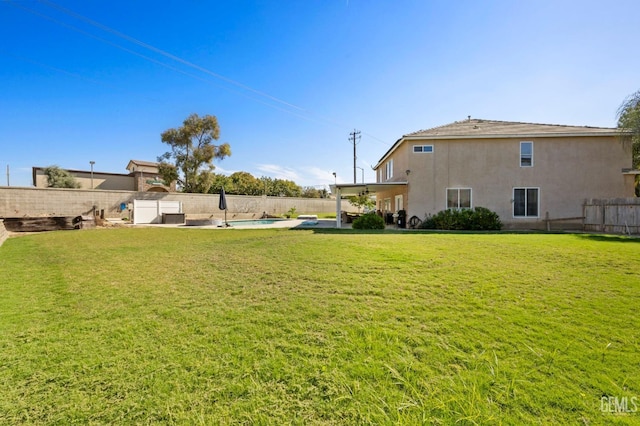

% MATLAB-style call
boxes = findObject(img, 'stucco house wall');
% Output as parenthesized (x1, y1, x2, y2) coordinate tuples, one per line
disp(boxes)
(374, 119, 635, 229)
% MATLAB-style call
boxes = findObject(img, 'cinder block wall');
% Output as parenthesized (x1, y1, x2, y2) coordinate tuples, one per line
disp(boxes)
(0, 187, 353, 219)
(0, 219, 8, 247)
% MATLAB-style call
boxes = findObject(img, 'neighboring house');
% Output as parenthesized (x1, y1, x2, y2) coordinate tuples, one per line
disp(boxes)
(337, 119, 636, 229)
(126, 160, 176, 192)
(33, 160, 175, 192)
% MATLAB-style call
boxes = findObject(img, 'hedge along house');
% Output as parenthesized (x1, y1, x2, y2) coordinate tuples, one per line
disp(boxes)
(363, 118, 636, 230)
(32, 160, 176, 192)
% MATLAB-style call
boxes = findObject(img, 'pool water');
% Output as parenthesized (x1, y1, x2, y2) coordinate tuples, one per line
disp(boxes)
(228, 219, 287, 226)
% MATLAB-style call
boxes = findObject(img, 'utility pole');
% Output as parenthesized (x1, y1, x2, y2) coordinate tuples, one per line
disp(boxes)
(6, 164, 9, 186)
(349, 129, 361, 184)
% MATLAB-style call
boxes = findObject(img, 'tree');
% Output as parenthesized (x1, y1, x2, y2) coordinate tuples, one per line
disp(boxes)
(348, 194, 375, 212)
(617, 89, 640, 195)
(228, 171, 261, 195)
(207, 173, 230, 193)
(302, 186, 324, 198)
(271, 179, 302, 197)
(158, 113, 231, 193)
(43, 165, 81, 188)
(617, 89, 640, 167)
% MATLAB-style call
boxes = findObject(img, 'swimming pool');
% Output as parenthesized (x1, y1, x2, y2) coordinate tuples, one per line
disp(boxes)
(228, 219, 287, 226)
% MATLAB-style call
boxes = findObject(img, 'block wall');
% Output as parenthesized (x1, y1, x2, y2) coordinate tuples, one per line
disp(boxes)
(0, 186, 352, 220)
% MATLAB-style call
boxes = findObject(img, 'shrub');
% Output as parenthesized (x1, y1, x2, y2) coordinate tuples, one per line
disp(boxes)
(421, 207, 502, 231)
(352, 213, 385, 230)
(469, 206, 503, 230)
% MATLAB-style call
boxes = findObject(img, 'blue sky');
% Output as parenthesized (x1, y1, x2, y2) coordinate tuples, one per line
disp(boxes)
(1, 0, 639, 188)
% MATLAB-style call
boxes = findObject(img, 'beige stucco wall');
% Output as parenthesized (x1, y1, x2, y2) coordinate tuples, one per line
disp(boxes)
(0, 187, 346, 220)
(34, 169, 136, 191)
(375, 135, 634, 229)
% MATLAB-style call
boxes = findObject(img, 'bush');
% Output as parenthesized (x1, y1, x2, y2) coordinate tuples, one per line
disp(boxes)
(469, 206, 503, 230)
(352, 213, 385, 230)
(421, 207, 502, 231)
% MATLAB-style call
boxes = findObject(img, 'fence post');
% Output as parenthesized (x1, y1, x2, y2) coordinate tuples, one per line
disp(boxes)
(545, 211, 550, 231)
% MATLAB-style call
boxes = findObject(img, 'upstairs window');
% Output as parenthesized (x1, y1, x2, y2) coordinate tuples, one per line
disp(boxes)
(520, 141, 533, 167)
(413, 145, 434, 153)
(386, 159, 394, 180)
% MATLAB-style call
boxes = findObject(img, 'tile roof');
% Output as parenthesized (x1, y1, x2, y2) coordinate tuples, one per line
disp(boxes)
(128, 159, 160, 167)
(374, 118, 619, 168)
(405, 119, 616, 138)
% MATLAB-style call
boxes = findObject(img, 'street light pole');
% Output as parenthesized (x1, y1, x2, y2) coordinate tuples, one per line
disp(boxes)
(89, 161, 95, 189)
(356, 167, 364, 184)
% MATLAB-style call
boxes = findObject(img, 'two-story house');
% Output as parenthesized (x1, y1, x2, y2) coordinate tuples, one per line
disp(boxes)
(336, 119, 636, 229)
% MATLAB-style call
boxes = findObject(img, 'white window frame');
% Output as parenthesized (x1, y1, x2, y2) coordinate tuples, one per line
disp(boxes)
(446, 188, 472, 210)
(520, 141, 533, 167)
(386, 159, 394, 180)
(395, 195, 404, 212)
(413, 145, 434, 153)
(513, 187, 539, 218)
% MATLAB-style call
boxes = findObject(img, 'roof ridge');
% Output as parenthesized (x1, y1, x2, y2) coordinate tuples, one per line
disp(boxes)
(471, 118, 614, 130)
(405, 118, 614, 137)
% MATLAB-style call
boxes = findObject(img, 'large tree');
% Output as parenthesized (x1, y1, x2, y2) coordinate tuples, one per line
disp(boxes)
(617, 89, 640, 195)
(158, 113, 231, 193)
(43, 165, 81, 188)
(228, 171, 261, 195)
(617, 89, 640, 169)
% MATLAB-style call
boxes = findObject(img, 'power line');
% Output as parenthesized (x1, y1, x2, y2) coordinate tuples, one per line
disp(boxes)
(38, 0, 306, 112)
(4, 0, 395, 149)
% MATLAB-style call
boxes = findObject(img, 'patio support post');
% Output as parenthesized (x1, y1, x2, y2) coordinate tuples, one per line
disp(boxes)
(336, 188, 342, 228)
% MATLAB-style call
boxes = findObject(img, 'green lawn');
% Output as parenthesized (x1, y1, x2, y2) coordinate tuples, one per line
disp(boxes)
(1, 228, 639, 424)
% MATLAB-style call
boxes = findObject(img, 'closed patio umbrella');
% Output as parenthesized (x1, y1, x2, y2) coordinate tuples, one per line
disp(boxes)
(219, 187, 228, 226)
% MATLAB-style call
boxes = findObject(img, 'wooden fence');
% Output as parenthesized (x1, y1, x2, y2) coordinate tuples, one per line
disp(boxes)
(583, 198, 640, 235)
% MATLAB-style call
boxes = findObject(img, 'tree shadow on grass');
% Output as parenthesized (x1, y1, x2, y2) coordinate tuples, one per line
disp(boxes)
(572, 233, 640, 244)
(291, 227, 548, 235)
(291, 226, 640, 240)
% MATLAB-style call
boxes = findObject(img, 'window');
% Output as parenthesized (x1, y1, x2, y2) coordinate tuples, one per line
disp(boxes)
(413, 145, 434, 153)
(446, 188, 472, 210)
(513, 188, 539, 217)
(520, 141, 533, 167)
(386, 159, 394, 179)
(383, 198, 391, 212)
(378, 169, 382, 183)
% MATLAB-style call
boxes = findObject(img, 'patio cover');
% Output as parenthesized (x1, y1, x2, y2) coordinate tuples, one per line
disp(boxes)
(330, 182, 408, 227)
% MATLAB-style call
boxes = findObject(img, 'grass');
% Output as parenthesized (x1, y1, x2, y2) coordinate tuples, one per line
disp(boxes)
(0, 228, 639, 424)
